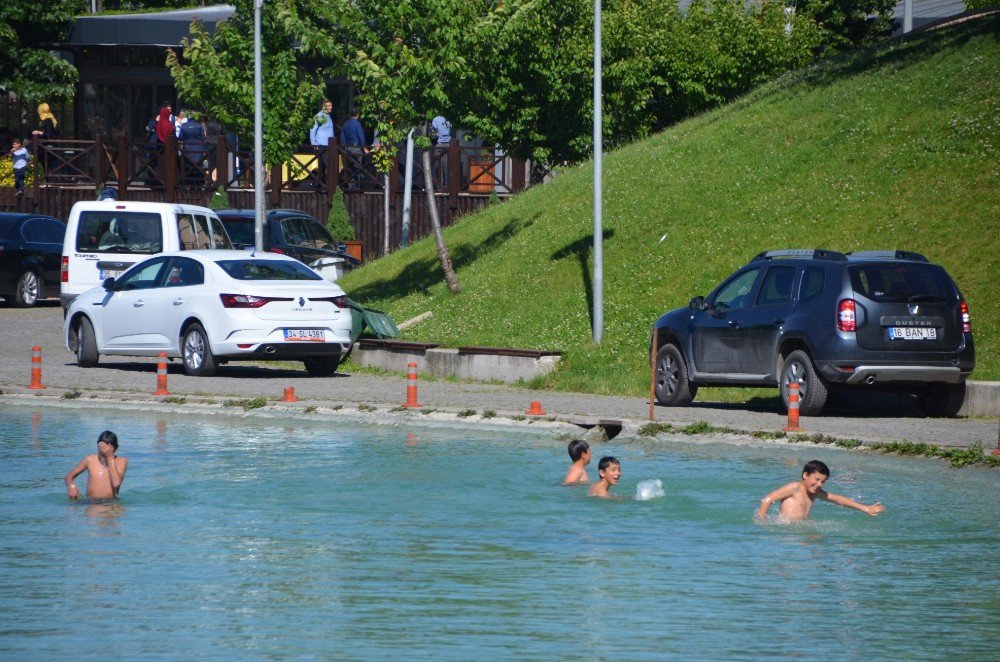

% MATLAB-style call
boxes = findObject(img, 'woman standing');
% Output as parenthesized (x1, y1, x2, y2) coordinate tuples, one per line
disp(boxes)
(31, 103, 59, 178)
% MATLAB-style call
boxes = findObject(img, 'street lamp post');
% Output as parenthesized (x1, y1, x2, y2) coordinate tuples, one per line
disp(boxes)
(592, 0, 603, 343)
(253, 0, 265, 252)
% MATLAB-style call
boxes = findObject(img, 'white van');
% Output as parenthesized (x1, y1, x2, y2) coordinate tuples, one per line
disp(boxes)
(60, 200, 232, 309)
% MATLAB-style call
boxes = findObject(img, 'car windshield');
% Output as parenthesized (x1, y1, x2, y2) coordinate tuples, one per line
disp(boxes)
(848, 264, 952, 303)
(215, 259, 323, 281)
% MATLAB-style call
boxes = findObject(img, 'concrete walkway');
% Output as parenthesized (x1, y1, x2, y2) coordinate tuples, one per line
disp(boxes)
(1, 304, 997, 449)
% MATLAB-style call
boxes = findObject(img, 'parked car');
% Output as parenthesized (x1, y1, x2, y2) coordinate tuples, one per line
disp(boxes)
(64, 250, 353, 377)
(61, 200, 232, 310)
(0, 213, 66, 307)
(216, 209, 360, 281)
(653, 249, 975, 417)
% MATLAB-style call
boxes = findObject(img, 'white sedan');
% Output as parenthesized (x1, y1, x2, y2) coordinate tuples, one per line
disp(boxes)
(64, 250, 354, 376)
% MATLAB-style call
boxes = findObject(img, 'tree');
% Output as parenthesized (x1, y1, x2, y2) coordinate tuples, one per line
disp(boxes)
(797, 0, 896, 55)
(0, 0, 80, 103)
(165, 0, 324, 167)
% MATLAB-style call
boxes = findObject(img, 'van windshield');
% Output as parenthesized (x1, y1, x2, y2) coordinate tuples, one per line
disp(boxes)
(76, 211, 163, 254)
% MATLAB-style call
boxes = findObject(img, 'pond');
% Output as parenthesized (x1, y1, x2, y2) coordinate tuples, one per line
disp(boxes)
(1, 403, 997, 659)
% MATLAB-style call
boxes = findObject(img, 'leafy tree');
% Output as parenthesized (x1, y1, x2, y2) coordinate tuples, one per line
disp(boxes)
(165, 0, 324, 166)
(797, 0, 897, 55)
(0, 0, 81, 103)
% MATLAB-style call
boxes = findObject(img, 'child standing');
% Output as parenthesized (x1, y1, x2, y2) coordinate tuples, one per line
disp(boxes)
(756, 459, 884, 521)
(588, 456, 621, 498)
(562, 439, 591, 485)
(10, 138, 29, 193)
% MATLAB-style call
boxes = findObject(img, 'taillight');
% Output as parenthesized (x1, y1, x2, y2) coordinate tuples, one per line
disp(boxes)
(312, 295, 348, 308)
(837, 299, 856, 332)
(960, 300, 971, 333)
(219, 293, 292, 308)
(61, 256, 69, 283)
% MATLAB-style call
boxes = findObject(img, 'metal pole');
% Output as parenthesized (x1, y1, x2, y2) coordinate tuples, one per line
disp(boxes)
(253, 0, 265, 252)
(903, 0, 913, 33)
(401, 128, 415, 247)
(592, 0, 603, 343)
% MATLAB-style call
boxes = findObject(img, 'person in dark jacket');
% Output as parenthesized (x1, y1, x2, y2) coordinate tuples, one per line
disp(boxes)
(177, 111, 207, 185)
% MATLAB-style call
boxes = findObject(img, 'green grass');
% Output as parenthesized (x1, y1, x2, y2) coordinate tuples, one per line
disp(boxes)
(341, 17, 1000, 398)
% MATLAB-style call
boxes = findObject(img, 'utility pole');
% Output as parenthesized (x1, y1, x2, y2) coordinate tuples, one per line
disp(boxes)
(253, 0, 265, 252)
(592, 0, 604, 343)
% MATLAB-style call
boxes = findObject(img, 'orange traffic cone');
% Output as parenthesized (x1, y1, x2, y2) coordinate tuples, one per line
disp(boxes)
(281, 387, 299, 402)
(403, 362, 422, 408)
(27, 346, 45, 389)
(154, 352, 171, 396)
(783, 382, 801, 432)
(526, 401, 546, 416)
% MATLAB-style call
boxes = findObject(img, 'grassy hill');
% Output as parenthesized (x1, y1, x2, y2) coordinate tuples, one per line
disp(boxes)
(340, 15, 1000, 397)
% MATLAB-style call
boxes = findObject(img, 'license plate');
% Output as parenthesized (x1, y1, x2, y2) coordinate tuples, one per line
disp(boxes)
(99, 269, 124, 279)
(284, 329, 325, 342)
(889, 327, 937, 340)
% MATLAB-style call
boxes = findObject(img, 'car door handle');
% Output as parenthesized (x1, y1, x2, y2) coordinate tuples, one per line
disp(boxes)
(173, 298, 184, 305)
(134, 300, 144, 307)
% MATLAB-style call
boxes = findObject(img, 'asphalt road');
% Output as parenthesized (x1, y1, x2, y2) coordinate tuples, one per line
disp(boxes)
(1, 301, 996, 449)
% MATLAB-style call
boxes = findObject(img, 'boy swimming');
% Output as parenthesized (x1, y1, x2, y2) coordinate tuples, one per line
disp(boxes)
(562, 439, 591, 485)
(756, 460, 884, 521)
(588, 456, 621, 498)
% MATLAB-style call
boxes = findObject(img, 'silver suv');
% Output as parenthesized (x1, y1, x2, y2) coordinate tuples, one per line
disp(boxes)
(652, 250, 975, 416)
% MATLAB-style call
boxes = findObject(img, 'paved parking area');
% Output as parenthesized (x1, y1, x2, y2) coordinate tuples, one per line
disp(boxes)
(1, 302, 996, 448)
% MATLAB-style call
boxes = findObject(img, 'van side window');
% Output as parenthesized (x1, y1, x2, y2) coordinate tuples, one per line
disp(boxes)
(178, 214, 198, 250)
(800, 267, 825, 302)
(208, 216, 232, 249)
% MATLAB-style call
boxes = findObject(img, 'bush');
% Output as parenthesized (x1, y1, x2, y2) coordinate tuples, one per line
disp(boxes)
(208, 185, 230, 210)
(0, 158, 43, 188)
(327, 187, 355, 241)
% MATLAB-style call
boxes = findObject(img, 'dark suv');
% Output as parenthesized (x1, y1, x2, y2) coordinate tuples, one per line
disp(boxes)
(653, 249, 974, 417)
(216, 209, 360, 271)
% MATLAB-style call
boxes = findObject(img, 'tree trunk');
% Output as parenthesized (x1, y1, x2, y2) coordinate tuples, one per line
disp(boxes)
(422, 145, 460, 293)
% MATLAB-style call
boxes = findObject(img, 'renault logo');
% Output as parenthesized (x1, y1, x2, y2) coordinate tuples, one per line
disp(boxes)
(299, 297, 306, 306)
(908, 304, 919, 315)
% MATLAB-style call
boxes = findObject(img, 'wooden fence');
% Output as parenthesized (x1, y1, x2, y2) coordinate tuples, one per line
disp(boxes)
(1, 135, 534, 261)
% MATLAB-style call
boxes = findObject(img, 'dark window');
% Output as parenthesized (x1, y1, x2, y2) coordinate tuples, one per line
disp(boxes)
(22, 219, 49, 243)
(164, 257, 205, 288)
(220, 218, 255, 247)
(800, 267, 825, 302)
(44, 218, 67, 244)
(849, 264, 952, 302)
(305, 220, 337, 251)
(756, 266, 796, 306)
(280, 218, 313, 248)
(215, 259, 323, 281)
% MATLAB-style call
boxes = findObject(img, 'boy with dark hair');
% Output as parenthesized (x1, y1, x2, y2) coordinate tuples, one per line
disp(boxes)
(65, 431, 128, 500)
(588, 456, 621, 498)
(562, 439, 591, 485)
(756, 460, 884, 521)
(9, 138, 29, 192)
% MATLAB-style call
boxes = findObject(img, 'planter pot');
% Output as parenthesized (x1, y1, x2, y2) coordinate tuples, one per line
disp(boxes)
(345, 240, 363, 262)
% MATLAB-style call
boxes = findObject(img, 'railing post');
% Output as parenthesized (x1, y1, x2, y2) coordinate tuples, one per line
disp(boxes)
(326, 138, 338, 200)
(270, 162, 282, 207)
(512, 158, 526, 192)
(215, 135, 228, 192)
(117, 135, 129, 195)
(447, 137, 460, 211)
(95, 134, 106, 186)
(30, 139, 40, 193)
(165, 134, 177, 202)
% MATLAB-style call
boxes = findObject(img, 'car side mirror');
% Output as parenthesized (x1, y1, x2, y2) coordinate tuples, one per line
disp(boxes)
(689, 296, 706, 310)
(102, 277, 116, 291)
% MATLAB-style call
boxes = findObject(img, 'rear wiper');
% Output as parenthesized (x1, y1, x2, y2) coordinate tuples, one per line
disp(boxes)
(907, 294, 946, 303)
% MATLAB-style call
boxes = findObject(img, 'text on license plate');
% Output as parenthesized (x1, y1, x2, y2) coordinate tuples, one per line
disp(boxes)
(99, 269, 124, 279)
(284, 329, 325, 342)
(889, 327, 937, 340)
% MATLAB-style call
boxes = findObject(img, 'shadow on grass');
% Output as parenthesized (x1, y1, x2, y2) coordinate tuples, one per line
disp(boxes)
(349, 214, 537, 303)
(551, 228, 616, 330)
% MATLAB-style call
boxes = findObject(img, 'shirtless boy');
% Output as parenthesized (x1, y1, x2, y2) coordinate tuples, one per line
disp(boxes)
(588, 456, 621, 498)
(65, 431, 127, 500)
(562, 439, 591, 485)
(756, 460, 884, 521)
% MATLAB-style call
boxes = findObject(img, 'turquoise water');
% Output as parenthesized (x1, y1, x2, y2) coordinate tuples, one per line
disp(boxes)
(1, 404, 998, 659)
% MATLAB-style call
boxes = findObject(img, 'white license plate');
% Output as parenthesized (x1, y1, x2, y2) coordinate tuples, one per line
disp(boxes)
(284, 329, 325, 342)
(99, 269, 124, 279)
(889, 327, 937, 340)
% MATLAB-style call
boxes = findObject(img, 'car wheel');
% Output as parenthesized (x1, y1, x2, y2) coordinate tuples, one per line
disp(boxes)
(182, 323, 218, 376)
(654, 343, 697, 406)
(75, 317, 100, 367)
(917, 382, 966, 417)
(780, 350, 828, 416)
(14, 270, 40, 308)
(303, 355, 341, 377)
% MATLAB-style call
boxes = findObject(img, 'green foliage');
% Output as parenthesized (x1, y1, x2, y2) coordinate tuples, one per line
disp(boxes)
(208, 185, 230, 211)
(223, 396, 267, 410)
(326, 188, 355, 241)
(0, 0, 80, 103)
(457, 409, 477, 417)
(0, 157, 42, 187)
(166, 0, 324, 166)
(797, 0, 896, 56)
(338, 16, 1000, 396)
(964, 0, 994, 7)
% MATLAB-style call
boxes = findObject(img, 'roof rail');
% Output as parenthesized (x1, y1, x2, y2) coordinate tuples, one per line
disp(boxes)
(847, 250, 929, 263)
(751, 249, 846, 262)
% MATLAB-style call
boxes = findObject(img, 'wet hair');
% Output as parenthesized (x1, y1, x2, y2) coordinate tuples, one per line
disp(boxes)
(567, 439, 589, 461)
(97, 430, 118, 450)
(598, 456, 620, 472)
(803, 460, 829, 477)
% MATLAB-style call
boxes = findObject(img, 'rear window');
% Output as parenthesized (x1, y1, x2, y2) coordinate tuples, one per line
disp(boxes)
(215, 259, 323, 281)
(219, 217, 255, 247)
(75, 211, 163, 254)
(848, 264, 954, 302)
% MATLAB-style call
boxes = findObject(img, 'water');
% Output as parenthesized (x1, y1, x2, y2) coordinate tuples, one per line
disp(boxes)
(1, 403, 998, 659)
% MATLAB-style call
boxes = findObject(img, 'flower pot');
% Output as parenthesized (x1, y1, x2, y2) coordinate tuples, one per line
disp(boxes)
(345, 240, 363, 262)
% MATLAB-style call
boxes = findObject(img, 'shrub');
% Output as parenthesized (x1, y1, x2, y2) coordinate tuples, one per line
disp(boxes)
(327, 187, 355, 241)
(208, 185, 230, 210)
(0, 157, 43, 188)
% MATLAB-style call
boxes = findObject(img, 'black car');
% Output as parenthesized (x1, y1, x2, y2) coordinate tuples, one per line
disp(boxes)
(216, 209, 360, 273)
(0, 213, 66, 307)
(653, 249, 975, 417)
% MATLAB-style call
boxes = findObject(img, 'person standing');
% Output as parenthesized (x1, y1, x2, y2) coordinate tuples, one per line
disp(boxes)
(30, 103, 59, 178)
(65, 431, 128, 500)
(177, 111, 207, 185)
(310, 99, 335, 188)
(9, 138, 30, 194)
(340, 108, 366, 189)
